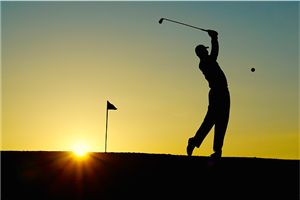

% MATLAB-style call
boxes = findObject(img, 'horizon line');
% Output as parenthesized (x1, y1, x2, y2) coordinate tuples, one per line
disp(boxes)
(1, 150, 298, 161)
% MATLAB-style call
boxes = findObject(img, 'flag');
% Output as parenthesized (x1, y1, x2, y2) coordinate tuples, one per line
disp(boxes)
(105, 100, 117, 153)
(107, 101, 117, 110)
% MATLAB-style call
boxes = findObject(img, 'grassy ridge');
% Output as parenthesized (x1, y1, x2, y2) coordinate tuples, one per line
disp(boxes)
(2, 151, 299, 199)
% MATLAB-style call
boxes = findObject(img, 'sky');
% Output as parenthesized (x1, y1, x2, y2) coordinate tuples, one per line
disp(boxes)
(1, 1, 299, 159)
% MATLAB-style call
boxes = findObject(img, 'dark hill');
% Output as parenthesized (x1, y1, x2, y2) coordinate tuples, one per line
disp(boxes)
(2, 151, 299, 199)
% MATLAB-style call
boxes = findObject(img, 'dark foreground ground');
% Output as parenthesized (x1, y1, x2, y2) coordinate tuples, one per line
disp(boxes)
(1, 151, 299, 199)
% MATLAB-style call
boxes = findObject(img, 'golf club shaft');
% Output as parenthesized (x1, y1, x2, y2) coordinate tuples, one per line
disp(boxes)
(163, 18, 208, 32)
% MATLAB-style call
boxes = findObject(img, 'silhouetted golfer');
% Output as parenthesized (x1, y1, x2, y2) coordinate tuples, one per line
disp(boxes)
(187, 30, 230, 158)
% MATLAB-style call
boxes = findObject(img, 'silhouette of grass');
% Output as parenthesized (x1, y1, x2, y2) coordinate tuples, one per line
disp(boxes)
(2, 151, 299, 199)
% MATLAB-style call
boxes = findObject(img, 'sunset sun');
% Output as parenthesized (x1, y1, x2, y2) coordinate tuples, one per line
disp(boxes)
(73, 143, 89, 157)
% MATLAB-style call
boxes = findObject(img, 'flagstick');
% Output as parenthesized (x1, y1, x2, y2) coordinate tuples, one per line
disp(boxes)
(105, 107, 108, 153)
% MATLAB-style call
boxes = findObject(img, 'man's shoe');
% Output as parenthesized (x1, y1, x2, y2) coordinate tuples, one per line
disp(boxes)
(187, 137, 196, 156)
(210, 151, 222, 158)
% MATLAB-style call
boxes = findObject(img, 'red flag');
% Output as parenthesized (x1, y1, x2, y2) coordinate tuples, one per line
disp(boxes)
(107, 101, 117, 110)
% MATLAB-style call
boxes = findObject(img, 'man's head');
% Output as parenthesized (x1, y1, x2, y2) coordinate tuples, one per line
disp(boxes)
(195, 45, 209, 59)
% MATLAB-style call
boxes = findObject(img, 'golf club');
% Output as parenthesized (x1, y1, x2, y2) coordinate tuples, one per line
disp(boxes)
(159, 18, 208, 32)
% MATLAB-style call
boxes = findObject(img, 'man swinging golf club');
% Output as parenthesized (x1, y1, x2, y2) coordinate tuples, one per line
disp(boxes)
(187, 29, 230, 158)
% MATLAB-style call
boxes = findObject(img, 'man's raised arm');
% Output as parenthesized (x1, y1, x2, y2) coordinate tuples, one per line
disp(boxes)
(208, 30, 219, 61)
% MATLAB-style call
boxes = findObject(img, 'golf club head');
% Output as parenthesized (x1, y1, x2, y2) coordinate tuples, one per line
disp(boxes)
(158, 18, 164, 24)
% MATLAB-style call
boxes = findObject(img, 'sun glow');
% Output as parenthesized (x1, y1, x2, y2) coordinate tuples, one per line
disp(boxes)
(73, 143, 89, 157)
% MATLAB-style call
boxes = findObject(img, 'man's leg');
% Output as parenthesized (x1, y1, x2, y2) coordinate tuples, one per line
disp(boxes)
(194, 107, 215, 148)
(187, 105, 215, 156)
(212, 91, 230, 157)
